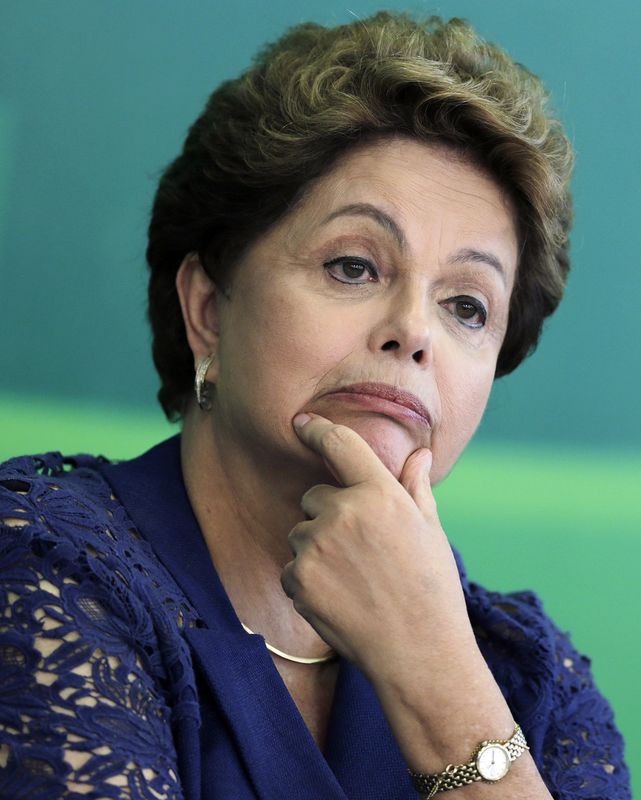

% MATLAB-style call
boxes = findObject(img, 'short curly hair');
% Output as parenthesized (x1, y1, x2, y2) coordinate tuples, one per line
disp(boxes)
(147, 12, 574, 421)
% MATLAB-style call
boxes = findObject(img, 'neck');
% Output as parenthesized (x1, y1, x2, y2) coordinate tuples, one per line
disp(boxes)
(180, 406, 334, 656)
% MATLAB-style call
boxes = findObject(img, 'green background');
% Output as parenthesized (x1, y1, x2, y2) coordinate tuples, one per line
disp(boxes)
(1, 0, 639, 792)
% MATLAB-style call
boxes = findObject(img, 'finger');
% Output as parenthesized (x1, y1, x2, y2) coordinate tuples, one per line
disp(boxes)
(300, 483, 341, 519)
(287, 519, 315, 555)
(280, 561, 315, 622)
(292, 413, 390, 487)
(399, 448, 437, 517)
(280, 560, 296, 599)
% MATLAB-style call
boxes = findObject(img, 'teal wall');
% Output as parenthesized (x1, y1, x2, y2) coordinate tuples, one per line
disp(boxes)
(2, 0, 640, 791)
(1, 0, 640, 451)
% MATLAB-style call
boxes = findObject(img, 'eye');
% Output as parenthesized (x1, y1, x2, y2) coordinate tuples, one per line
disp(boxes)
(323, 256, 379, 284)
(442, 295, 487, 329)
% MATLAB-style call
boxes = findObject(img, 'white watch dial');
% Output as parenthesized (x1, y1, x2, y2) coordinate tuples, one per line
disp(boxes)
(476, 743, 510, 781)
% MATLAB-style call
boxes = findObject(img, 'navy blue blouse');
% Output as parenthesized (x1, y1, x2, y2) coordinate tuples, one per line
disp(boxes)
(0, 437, 631, 799)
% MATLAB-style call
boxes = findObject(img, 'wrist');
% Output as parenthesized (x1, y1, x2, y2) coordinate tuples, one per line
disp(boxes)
(409, 724, 530, 797)
(370, 645, 515, 773)
(359, 595, 477, 687)
(364, 616, 480, 701)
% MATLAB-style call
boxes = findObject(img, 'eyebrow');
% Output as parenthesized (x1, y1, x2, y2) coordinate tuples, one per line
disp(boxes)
(322, 203, 507, 284)
(447, 247, 507, 285)
(321, 203, 407, 250)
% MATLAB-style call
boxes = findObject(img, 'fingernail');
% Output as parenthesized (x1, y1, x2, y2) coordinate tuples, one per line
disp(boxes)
(293, 413, 312, 429)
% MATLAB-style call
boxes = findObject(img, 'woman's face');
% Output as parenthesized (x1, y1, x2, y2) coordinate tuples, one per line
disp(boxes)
(210, 137, 518, 485)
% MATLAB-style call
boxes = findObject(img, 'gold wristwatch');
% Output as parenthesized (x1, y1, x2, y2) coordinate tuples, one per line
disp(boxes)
(409, 724, 529, 797)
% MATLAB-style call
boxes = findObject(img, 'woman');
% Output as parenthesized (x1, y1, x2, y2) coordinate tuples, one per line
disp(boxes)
(0, 12, 630, 799)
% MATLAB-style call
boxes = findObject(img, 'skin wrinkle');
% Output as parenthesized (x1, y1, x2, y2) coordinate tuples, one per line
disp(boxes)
(322, 203, 408, 250)
(310, 350, 354, 399)
(449, 247, 506, 283)
(321, 205, 507, 286)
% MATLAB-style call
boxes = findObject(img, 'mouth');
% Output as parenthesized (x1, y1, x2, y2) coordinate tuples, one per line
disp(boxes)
(321, 382, 432, 428)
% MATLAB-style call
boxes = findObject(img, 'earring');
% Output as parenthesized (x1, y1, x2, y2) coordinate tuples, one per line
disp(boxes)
(195, 353, 216, 411)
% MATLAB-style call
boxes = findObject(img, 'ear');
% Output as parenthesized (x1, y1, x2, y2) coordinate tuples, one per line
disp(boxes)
(176, 253, 222, 382)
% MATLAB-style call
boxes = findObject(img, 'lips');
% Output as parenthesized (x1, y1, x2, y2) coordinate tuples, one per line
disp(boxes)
(323, 382, 432, 427)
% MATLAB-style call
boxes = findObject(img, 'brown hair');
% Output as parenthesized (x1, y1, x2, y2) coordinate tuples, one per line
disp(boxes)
(147, 12, 574, 421)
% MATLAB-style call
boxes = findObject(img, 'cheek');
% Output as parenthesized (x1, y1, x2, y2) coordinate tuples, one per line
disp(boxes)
(430, 357, 495, 483)
(222, 290, 354, 406)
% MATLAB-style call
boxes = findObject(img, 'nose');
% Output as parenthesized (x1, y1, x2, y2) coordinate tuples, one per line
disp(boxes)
(369, 283, 433, 367)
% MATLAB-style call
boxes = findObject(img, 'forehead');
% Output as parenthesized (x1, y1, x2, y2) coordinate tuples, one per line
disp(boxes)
(284, 137, 518, 267)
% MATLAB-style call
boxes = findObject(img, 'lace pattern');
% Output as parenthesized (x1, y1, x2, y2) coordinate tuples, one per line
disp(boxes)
(0, 450, 631, 799)
(466, 583, 630, 798)
(543, 627, 626, 799)
(0, 453, 200, 798)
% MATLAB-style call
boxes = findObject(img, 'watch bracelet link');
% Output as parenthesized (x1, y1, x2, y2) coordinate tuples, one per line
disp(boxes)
(411, 761, 482, 798)
(504, 726, 528, 760)
(409, 725, 529, 798)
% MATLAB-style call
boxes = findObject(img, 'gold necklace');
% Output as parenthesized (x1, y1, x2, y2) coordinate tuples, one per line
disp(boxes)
(240, 622, 337, 665)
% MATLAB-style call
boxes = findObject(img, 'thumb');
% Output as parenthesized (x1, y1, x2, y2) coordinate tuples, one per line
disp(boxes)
(399, 448, 435, 514)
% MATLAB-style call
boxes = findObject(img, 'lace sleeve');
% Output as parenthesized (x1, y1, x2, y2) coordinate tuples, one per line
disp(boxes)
(541, 624, 631, 800)
(0, 474, 184, 799)
(464, 578, 631, 800)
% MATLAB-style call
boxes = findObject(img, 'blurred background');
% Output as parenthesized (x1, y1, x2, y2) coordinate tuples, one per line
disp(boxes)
(1, 0, 639, 790)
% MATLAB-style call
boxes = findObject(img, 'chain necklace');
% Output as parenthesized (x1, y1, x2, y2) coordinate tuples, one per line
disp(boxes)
(240, 622, 337, 665)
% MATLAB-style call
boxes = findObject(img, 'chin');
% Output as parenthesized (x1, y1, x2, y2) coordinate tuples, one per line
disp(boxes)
(336, 415, 416, 480)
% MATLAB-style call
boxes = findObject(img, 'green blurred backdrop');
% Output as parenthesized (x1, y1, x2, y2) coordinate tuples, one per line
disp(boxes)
(1, 0, 640, 791)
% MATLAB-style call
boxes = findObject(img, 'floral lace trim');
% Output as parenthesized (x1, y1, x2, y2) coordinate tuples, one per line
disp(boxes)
(1, 452, 201, 798)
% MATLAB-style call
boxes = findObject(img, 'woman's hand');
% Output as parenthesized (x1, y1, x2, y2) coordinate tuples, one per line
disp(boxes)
(281, 411, 475, 684)
(282, 413, 552, 797)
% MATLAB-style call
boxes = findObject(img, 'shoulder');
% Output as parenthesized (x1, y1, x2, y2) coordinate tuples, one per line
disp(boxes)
(1, 446, 201, 704)
(0, 447, 198, 661)
(1, 448, 146, 628)
(0, 448, 115, 540)
(0, 449, 146, 594)
(0, 452, 192, 797)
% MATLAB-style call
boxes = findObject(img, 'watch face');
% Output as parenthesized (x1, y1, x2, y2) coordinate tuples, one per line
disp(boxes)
(476, 743, 510, 781)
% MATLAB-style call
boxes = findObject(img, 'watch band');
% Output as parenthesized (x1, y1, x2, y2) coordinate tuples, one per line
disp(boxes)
(409, 724, 529, 798)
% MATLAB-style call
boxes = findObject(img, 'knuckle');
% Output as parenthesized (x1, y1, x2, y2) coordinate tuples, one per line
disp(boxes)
(302, 483, 330, 502)
(300, 488, 317, 512)
(295, 554, 314, 582)
(320, 424, 352, 454)
(280, 565, 294, 596)
(301, 487, 313, 505)
(291, 595, 309, 617)
(308, 533, 328, 558)
(303, 483, 323, 499)
(335, 501, 357, 528)
(288, 521, 308, 546)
